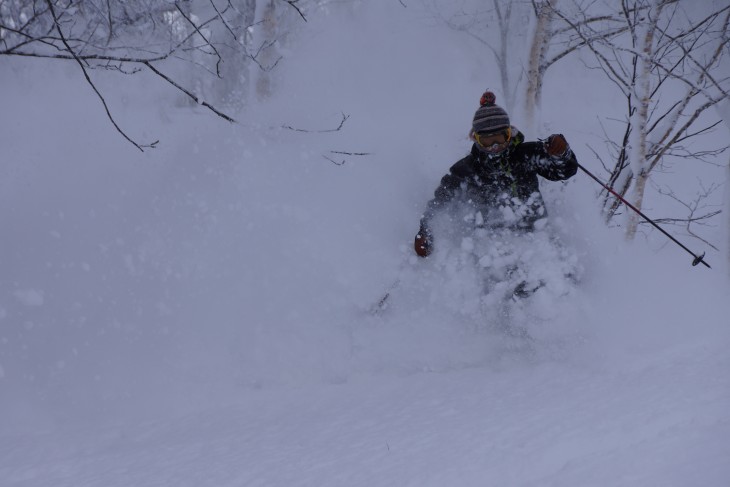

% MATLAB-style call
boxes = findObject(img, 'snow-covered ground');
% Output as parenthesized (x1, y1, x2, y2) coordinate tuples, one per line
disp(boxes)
(1, 2, 729, 486)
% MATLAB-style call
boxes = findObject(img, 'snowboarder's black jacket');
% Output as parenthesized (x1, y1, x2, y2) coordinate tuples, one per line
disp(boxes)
(420, 130, 578, 233)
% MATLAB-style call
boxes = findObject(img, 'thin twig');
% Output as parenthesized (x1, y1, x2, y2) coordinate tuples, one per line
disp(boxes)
(175, 2, 224, 77)
(330, 151, 372, 156)
(249, 39, 283, 71)
(323, 150, 371, 166)
(208, 0, 238, 40)
(282, 113, 350, 133)
(280, 0, 307, 22)
(323, 155, 347, 166)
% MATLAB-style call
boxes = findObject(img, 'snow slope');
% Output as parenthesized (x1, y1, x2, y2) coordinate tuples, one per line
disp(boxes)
(4, 340, 729, 487)
(1, 2, 729, 486)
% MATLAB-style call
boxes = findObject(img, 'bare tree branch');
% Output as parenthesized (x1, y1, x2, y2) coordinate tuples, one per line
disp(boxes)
(143, 61, 237, 123)
(4, 1, 249, 146)
(44, 0, 157, 152)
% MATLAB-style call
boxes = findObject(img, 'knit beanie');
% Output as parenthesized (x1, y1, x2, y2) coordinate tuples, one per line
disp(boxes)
(472, 91, 510, 135)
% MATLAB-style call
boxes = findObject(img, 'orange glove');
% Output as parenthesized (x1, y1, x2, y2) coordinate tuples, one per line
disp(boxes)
(414, 227, 433, 257)
(545, 134, 569, 157)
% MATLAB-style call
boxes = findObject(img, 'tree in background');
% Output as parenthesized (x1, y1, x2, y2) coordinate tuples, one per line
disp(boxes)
(207, 0, 257, 111)
(425, 0, 531, 115)
(0, 0, 312, 149)
(428, 0, 623, 132)
(254, 0, 281, 99)
(426, 0, 727, 249)
(524, 0, 628, 130)
(554, 0, 730, 243)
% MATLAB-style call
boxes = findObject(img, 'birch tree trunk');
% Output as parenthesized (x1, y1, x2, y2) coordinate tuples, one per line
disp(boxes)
(525, 0, 557, 130)
(625, 1, 659, 240)
(255, 0, 278, 100)
(554, 0, 729, 249)
(214, 0, 257, 111)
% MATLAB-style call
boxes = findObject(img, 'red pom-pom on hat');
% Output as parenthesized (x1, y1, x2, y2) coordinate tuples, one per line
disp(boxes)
(480, 91, 496, 107)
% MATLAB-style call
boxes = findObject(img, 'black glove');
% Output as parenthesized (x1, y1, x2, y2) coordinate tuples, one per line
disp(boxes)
(545, 133, 569, 158)
(414, 226, 433, 257)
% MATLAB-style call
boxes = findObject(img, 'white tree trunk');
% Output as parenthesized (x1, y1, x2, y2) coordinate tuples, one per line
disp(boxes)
(525, 0, 557, 131)
(625, 2, 658, 240)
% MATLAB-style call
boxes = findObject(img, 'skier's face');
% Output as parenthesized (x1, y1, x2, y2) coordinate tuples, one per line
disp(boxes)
(475, 131, 509, 155)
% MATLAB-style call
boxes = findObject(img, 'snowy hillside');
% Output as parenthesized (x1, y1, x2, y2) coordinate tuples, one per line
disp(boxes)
(2, 2, 729, 486)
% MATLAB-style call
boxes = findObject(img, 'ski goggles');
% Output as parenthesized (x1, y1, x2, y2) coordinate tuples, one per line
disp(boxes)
(474, 130, 510, 153)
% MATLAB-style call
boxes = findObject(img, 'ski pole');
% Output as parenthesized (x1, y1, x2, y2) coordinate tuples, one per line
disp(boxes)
(576, 162, 711, 269)
(372, 278, 400, 314)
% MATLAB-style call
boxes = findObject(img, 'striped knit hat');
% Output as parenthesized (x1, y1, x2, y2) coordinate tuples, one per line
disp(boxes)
(472, 91, 510, 135)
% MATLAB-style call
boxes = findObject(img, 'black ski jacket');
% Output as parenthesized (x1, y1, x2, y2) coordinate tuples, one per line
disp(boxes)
(420, 130, 577, 233)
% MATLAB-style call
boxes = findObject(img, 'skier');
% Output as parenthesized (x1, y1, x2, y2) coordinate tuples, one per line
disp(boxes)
(414, 91, 578, 258)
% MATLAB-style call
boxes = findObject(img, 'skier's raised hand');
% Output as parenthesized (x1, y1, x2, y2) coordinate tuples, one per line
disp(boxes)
(545, 134, 569, 158)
